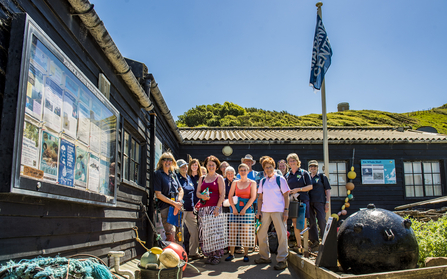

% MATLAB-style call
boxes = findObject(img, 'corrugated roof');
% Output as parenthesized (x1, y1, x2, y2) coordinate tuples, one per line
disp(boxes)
(179, 127, 447, 144)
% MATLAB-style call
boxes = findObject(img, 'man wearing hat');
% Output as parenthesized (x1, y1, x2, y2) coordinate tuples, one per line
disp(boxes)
(237, 154, 258, 181)
(308, 160, 331, 249)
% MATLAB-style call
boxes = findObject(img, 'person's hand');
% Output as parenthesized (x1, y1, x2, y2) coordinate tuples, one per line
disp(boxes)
(173, 201, 183, 210)
(283, 210, 288, 222)
(213, 207, 220, 217)
(240, 208, 246, 216)
(202, 194, 210, 201)
(256, 212, 262, 220)
(231, 206, 238, 215)
(325, 203, 330, 213)
(174, 208, 179, 216)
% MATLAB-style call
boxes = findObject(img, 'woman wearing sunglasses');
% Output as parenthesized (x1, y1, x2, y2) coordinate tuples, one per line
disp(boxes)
(154, 152, 184, 242)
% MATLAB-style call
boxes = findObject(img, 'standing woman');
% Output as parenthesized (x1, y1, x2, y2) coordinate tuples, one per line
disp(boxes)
(176, 159, 201, 259)
(226, 163, 257, 262)
(154, 152, 184, 242)
(188, 159, 202, 206)
(219, 161, 230, 178)
(286, 153, 313, 250)
(223, 166, 236, 214)
(196, 155, 226, 265)
(255, 156, 290, 270)
(278, 159, 289, 177)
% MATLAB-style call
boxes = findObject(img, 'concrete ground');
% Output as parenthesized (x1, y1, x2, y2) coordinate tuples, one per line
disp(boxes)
(183, 251, 302, 279)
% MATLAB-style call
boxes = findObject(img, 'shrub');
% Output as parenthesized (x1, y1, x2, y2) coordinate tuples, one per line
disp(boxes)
(410, 215, 447, 267)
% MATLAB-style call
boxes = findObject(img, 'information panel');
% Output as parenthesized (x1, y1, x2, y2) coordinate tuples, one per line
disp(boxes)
(13, 16, 119, 206)
(361, 160, 396, 184)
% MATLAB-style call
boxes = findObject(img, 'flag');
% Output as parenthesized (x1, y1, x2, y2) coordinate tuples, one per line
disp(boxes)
(310, 14, 332, 90)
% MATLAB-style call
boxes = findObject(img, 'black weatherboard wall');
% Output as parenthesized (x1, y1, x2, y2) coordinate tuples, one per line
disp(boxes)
(179, 127, 447, 215)
(0, 0, 179, 264)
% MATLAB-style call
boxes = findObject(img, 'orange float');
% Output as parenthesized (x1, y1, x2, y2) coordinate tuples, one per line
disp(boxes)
(346, 182, 355, 191)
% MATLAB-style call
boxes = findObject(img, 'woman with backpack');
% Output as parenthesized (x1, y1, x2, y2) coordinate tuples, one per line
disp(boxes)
(255, 156, 290, 270)
(308, 160, 331, 249)
(286, 153, 313, 251)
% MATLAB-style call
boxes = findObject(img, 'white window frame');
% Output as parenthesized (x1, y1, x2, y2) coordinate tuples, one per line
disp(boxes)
(404, 161, 442, 198)
(317, 161, 347, 197)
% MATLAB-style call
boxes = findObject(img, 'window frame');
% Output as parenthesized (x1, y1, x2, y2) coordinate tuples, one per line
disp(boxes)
(404, 161, 442, 198)
(121, 123, 145, 189)
(316, 160, 347, 198)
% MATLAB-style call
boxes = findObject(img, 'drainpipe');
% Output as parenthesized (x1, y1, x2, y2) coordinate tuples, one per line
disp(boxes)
(67, 0, 154, 111)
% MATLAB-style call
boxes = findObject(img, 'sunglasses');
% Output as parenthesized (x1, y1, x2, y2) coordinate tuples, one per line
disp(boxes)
(162, 158, 173, 162)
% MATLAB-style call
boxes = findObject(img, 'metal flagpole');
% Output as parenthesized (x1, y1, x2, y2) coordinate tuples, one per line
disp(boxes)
(316, 2, 331, 219)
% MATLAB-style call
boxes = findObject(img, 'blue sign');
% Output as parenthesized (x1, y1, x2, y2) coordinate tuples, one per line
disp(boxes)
(361, 160, 396, 184)
(58, 139, 75, 186)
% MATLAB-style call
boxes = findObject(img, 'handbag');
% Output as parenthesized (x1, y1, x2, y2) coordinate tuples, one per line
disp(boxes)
(223, 196, 239, 207)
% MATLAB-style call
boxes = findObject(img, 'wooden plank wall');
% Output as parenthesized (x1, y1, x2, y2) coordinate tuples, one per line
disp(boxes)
(179, 143, 447, 214)
(0, 0, 180, 265)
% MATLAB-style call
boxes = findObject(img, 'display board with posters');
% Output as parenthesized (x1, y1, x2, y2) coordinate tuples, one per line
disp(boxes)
(12, 15, 119, 206)
(361, 160, 396, 184)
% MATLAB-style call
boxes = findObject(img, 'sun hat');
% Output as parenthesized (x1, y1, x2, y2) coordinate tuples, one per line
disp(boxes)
(308, 160, 319, 167)
(177, 159, 188, 168)
(241, 154, 256, 165)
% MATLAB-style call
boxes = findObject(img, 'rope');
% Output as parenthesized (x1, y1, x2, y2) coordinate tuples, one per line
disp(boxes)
(133, 226, 150, 251)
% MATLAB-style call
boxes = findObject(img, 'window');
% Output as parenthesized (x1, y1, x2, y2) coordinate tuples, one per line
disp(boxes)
(123, 131, 141, 185)
(404, 161, 442, 197)
(318, 161, 347, 197)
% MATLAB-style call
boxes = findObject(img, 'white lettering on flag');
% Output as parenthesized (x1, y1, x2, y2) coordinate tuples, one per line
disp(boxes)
(309, 14, 332, 90)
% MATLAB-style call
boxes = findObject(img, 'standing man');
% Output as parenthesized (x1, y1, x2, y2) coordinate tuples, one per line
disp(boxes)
(237, 154, 258, 180)
(308, 160, 331, 249)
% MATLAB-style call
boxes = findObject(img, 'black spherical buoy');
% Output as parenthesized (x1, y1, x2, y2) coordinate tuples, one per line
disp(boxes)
(337, 205, 419, 274)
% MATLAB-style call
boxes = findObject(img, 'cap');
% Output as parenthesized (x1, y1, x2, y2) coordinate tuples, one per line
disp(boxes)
(308, 160, 319, 167)
(177, 159, 188, 168)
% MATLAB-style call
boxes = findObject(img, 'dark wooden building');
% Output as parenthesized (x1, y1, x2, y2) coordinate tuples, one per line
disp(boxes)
(0, 0, 181, 265)
(179, 127, 447, 214)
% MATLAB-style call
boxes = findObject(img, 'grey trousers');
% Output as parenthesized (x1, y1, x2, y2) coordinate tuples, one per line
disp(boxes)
(257, 212, 288, 262)
(183, 211, 199, 256)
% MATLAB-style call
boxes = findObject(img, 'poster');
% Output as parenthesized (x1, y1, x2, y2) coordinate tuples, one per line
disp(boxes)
(74, 146, 88, 188)
(62, 91, 78, 139)
(99, 159, 112, 196)
(21, 121, 40, 169)
(30, 41, 48, 73)
(43, 78, 63, 132)
(155, 136, 163, 171)
(49, 60, 63, 86)
(361, 160, 396, 184)
(77, 102, 90, 144)
(58, 139, 75, 186)
(25, 64, 44, 120)
(40, 130, 59, 182)
(88, 153, 100, 193)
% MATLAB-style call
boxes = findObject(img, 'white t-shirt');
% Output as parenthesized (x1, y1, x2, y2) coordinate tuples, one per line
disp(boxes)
(258, 174, 290, 212)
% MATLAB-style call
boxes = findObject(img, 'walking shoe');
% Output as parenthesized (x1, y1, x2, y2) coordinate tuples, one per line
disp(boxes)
(309, 240, 320, 249)
(189, 254, 204, 260)
(225, 254, 235, 261)
(254, 258, 272, 264)
(274, 261, 288, 270)
(210, 257, 220, 265)
(243, 255, 249, 262)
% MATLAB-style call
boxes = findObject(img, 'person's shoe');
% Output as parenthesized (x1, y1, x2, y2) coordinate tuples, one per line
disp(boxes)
(189, 254, 204, 260)
(309, 240, 320, 249)
(274, 261, 288, 270)
(210, 257, 220, 265)
(254, 258, 272, 264)
(205, 257, 213, 264)
(225, 254, 234, 261)
(243, 255, 249, 262)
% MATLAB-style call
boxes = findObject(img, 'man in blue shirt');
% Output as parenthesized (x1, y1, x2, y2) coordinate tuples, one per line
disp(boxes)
(237, 154, 258, 180)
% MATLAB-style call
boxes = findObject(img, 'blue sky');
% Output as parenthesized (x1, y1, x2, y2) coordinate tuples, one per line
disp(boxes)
(92, 0, 447, 121)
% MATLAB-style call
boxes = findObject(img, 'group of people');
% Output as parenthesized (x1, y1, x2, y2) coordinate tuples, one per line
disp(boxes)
(153, 152, 331, 270)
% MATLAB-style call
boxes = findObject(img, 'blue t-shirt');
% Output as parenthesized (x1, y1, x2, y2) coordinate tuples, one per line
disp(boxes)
(177, 173, 195, 211)
(154, 169, 180, 210)
(286, 168, 312, 201)
(190, 174, 200, 205)
(309, 173, 331, 203)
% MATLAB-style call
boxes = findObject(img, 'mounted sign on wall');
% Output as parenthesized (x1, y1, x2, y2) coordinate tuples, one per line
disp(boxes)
(4, 14, 119, 206)
(361, 160, 396, 185)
